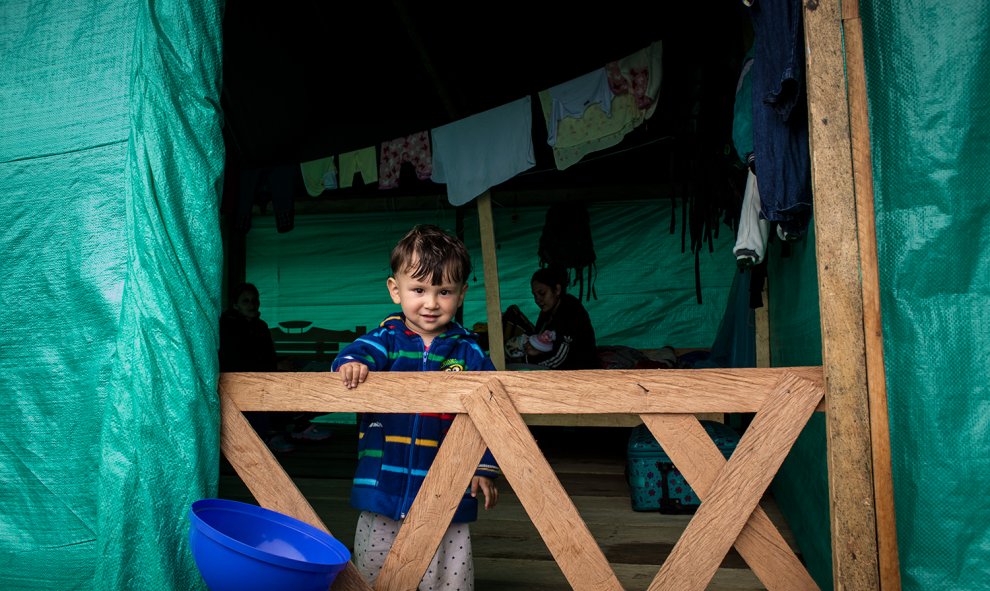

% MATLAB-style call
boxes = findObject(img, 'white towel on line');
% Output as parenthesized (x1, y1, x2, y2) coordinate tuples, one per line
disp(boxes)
(431, 96, 535, 206)
(734, 169, 769, 265)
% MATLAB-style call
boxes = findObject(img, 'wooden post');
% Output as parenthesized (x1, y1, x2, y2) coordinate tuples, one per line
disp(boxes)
(391, 1, 506, 370)
(841, 1, 901, 587)
(477, 191, 506, 369)
(803, 0, 882, 588)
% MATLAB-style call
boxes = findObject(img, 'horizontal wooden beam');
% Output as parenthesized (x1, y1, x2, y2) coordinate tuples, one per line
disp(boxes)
(219, 367, 826, 414)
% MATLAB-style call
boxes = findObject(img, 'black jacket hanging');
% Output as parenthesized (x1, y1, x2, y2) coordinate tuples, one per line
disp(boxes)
(537, 203, 597, 301)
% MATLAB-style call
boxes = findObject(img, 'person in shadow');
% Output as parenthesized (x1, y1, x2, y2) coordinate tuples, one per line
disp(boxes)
(219, 282, 295, 453)
(508, 267, 599, 370)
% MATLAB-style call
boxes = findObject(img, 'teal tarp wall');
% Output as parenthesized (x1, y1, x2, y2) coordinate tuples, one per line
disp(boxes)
(767, 2, 990, 590)
(0, 1, 224, 589)
(863, 1, 990, 589)
(245, 201, 738, 351)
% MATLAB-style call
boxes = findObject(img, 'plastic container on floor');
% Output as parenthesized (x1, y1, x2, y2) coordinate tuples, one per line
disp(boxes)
(626, 421, 740, 513)
(188, 498, 350, 591)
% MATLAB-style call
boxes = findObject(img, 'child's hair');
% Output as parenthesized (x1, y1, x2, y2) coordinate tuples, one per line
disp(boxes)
(391, 224, 472, 285)
(531, 267, 568, 294)
(232, 282, 260, 304)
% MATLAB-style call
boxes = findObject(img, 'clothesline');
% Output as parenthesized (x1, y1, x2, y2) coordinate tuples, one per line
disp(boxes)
(298, 41, 664, 206)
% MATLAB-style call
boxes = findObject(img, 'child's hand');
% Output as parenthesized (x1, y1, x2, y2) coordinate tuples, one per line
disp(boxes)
(338, 361, 369, 389)
(471, 476, 499, 510)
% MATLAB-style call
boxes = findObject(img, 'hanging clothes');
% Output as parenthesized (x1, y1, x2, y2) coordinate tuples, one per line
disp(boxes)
(338, 146, 378, 188)
(236, 165, 295, 233)
(733, 169, 769, 266)
(378, 131, 432, 190)
(748, 0, 813, 238)
(544, 68, 614, 147)
(431, 96, 535, 206)
(300, 156, 337, 196)
(732, 46, 756, 166)
(540, 41, 663, 171)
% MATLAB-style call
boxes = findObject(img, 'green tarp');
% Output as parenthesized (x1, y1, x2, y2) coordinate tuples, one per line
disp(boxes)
(864, 1, 990, 588)
(767, 2, 990, 589)
(1, 1, 224, 588)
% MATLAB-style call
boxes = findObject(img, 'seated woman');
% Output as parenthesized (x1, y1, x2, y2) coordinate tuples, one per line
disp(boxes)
(512, 267, 599, 370)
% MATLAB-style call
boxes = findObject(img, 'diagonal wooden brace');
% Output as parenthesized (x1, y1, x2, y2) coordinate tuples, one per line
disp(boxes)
(648, 372, 824, 591)
(375, 413, 488, 591)
(641, 413, 819, 590)
(462, 378, 624, 591)
(218, 386, 372, 591)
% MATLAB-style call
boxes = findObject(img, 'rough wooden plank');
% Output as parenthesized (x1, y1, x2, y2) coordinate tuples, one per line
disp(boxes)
(642, 414, 818, 590)
(841, 2, 902, 588)
(462, 379, 623, 591)
(472, 517, 753, 568)
(649, 374, 823, 591)
(803, 0, 882, 588)
(219, 388, 372, 591)
(525, 412, 725, 427)
(477, 192, 506, 370)
(220, 389, 327, 527)
(475, 558, 765, 591)
(221, 367, 827, 414)
(524, 413, 646, 427)
(377, 413, 488, 590)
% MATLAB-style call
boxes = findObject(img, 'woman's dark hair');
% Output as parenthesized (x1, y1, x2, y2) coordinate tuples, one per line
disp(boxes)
(390, 224, 472, 285)
(531, 267, 568, 294)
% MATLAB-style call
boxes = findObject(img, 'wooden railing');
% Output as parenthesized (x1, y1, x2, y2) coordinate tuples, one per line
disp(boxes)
(220, 367, 826, 591)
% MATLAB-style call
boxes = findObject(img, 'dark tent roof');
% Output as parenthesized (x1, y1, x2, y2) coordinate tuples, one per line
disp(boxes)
(221, 2, 751, 188)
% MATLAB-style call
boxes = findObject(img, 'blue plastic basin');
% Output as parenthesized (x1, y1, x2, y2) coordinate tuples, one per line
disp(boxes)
(188, 499, 350, 591)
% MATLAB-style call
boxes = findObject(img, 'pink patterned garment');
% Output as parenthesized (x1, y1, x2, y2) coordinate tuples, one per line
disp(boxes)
(606, 61, 653, 110)
(378, 131, 432, 189)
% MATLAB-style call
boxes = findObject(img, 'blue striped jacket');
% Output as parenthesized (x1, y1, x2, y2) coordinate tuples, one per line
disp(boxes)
(331, 313, 500, 522)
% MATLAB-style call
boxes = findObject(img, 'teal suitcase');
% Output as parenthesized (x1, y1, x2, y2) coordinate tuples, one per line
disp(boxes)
(626, 420, 740, 513)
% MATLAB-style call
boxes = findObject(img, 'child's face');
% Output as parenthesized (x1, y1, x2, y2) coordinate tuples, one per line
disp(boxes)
(233, 290, 260, 319)
(387, 263, 466, 345)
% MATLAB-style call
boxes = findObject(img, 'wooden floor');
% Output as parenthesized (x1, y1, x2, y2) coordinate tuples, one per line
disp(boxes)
(219, 421, 801, 590)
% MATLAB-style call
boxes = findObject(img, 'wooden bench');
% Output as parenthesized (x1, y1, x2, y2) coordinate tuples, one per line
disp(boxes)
(270, 321, 366, 368)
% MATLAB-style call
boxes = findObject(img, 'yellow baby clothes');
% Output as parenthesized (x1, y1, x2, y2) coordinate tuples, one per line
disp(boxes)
(541, 90, 641, 170)
(339, 146, 379, 188)
(300, 156, 337, 196)
(541, 41, 663, 170)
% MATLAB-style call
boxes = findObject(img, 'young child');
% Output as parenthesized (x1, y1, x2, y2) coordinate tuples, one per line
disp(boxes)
(331, 224, 499, 590)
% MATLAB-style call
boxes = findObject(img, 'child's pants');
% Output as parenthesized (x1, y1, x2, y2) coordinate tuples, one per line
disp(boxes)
(353, 510, 474, 591)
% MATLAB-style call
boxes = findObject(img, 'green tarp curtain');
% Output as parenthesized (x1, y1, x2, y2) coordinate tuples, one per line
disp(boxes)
(863, 1, 990, 588)
(1, 1, 224, 589)
(768, 2, 990, 590)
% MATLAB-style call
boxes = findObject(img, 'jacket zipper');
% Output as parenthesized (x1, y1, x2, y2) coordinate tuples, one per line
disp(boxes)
(399, 336, 430, 518)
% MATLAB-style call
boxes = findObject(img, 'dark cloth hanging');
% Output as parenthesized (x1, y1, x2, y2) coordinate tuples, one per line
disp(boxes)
(748, 0, 812, 238)
(236, 164, 296, 233)
(538, 203, 597, 301)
